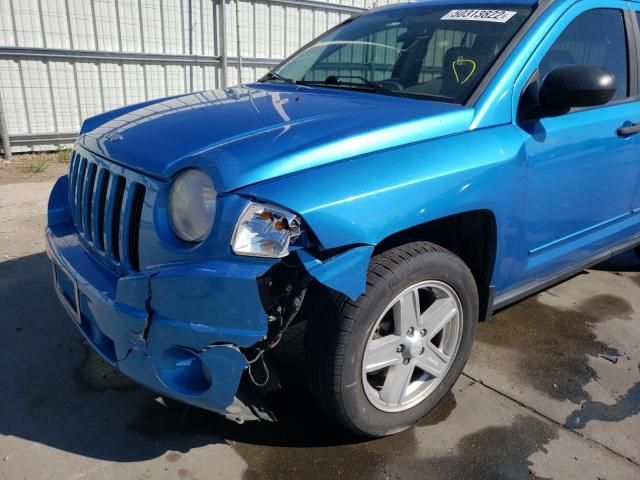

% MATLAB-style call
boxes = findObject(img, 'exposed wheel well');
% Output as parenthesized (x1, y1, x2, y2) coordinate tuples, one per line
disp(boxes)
(373, 210, 497, 321)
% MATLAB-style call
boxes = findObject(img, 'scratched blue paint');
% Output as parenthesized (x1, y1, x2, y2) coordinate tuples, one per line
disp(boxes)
(46, 0, 640, 419)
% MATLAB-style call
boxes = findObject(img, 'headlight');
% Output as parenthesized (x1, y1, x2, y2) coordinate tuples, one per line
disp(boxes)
(168, 169, 216, 242)
(232, 202, 302, 258)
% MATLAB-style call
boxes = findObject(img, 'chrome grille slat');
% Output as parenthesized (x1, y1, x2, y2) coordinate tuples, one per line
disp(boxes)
(81, 163, 97, 242)
(67, 149, 146, 271)
(117, 182, 136, 268)
(105, 175, 125, 263)
(68, 152, 79, 223)
(128, 184, 146, 272)
(103, 174, 119, 261)
(91, 168, 109, 251)
(74, 158, 87, 233)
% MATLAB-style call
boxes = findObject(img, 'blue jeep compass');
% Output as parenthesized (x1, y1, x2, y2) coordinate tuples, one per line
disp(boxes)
(47, 0, 640, 436)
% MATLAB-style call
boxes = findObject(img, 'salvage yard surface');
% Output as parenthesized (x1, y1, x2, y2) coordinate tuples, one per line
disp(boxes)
(0, 154, 69, 186)
(1, 178, 639, 480)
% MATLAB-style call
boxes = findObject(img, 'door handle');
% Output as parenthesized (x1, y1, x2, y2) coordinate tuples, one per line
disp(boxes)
(617, 123, 640, 137)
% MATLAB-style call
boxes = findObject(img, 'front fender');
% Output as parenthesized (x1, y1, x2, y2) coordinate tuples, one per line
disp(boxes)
(238, 125, 526, 294)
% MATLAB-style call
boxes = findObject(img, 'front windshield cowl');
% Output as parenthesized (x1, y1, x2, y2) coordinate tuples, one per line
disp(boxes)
(268, 4, 533, 104)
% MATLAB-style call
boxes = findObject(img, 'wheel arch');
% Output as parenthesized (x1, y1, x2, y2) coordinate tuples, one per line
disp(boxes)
(372, 209, 498, 321)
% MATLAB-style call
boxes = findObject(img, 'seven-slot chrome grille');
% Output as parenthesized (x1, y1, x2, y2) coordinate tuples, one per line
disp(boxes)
(68, 149, 146, 271)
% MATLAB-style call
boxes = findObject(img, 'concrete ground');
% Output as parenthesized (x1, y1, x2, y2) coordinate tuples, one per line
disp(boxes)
(1, 179, 639, 480)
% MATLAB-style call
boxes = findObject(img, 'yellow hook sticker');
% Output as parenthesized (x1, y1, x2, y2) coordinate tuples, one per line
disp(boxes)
(452, 57, 477, 84)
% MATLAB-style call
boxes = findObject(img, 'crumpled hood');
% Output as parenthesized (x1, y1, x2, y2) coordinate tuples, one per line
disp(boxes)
(80, 84, 474, 192)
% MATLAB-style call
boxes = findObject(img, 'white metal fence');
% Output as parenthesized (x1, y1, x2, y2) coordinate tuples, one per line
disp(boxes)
(0, 0, 403, 155)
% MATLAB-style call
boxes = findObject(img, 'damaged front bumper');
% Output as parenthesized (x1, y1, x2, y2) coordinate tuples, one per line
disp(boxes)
(46, 167, 374, 424)
(46, 223, 275, 422)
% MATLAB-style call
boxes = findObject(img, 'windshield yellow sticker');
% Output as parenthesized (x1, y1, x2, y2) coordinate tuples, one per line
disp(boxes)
(441, 9, 517, 23)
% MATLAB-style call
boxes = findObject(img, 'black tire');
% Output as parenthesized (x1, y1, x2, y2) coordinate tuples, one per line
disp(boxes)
(304, 241, 479, 437)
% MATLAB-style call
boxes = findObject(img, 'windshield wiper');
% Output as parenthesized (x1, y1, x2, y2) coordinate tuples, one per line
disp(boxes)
(297, 75, 394, 94)
(258, 71, 294, 84)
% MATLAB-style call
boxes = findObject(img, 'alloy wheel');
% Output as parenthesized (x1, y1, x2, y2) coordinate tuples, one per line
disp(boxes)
(362, 280, 463, 412)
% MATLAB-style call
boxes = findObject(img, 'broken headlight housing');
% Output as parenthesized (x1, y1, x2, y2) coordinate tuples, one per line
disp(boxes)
(232, 202, 302, 258)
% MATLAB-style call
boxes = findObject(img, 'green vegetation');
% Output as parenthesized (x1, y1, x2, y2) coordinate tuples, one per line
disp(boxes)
(56, 147, 72, 163)
(20, 156, 48, 174)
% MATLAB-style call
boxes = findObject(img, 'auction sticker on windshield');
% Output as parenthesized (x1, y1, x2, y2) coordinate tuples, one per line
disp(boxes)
(441, 9, 517, 22)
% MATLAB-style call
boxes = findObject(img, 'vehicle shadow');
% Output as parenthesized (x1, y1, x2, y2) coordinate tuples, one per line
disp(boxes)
(591, 248, 640, 272)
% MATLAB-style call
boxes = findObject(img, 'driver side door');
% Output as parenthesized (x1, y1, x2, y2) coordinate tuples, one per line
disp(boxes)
(514, 7, 640, 285)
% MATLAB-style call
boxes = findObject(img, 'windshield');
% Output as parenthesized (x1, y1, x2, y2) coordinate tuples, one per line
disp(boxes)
(265, 4, 533, 103)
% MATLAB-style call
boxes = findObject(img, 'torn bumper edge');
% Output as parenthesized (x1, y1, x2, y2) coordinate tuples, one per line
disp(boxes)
(297, 245, 375, 301)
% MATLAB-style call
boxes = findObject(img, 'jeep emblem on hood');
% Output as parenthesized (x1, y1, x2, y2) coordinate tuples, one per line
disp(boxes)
(104, 130, 123, 142)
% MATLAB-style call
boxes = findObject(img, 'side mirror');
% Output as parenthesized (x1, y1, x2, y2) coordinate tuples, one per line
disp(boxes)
(539, 65, 616, 111)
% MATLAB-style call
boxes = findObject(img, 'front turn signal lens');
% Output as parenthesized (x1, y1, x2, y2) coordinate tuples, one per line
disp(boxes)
(231, 202, 302, 258)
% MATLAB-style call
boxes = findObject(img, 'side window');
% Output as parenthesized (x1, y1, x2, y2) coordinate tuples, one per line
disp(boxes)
(540, 9, 628, 102)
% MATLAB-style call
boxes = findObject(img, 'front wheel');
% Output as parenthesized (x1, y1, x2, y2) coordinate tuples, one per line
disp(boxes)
(304, 242, 478, 437)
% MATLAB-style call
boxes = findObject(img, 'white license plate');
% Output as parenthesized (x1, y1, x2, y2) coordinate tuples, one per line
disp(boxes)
(53, 261, 81, 324)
